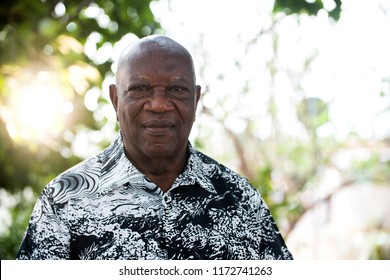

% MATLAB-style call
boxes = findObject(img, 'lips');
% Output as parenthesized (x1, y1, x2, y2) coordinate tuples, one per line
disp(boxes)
(143, 120, 175, 135)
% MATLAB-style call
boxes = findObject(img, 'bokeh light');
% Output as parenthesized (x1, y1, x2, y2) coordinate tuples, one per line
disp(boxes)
(0, 69, 73, 146)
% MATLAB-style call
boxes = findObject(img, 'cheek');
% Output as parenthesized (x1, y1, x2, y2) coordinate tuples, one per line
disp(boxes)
(182, 106, 197, 124)
(180, 112, 197, 134)
(118, 101, 141, 120)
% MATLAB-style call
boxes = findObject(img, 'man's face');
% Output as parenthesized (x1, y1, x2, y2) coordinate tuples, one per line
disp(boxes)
(110, 46, 200, 163)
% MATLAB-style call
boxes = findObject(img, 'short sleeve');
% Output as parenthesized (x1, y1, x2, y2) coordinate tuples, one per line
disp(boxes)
(16, 191, 71, 260)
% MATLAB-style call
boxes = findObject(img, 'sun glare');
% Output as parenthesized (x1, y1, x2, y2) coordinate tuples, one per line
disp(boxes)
(2, 71, 73, 145)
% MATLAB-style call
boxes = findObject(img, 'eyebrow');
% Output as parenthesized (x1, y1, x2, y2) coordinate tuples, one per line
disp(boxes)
(128, 75, 192, 83)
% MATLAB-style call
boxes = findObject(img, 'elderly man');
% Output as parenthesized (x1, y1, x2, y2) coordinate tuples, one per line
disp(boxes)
(17, 35, 293, 260)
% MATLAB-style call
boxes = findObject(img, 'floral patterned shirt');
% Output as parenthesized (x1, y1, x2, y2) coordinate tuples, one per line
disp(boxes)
(16, 133, 293, 260)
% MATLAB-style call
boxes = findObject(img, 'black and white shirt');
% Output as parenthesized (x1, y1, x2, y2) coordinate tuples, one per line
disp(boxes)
(17, 133, 293, 260)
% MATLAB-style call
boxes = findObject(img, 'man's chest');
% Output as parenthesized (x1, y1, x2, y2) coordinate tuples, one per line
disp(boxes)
(65, 185, 261, 259)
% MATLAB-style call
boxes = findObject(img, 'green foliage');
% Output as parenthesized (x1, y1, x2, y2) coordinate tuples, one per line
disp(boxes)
(0, 0, 160, 192)
(369, 232, 390, 260)
(350, 153, 390, 185)
(0, 189, 36, 260)
(273, 0, 342, 20)
(252, 165, 273, 206)
(0, 0, 159, 65)
(297, 97, 329, 133)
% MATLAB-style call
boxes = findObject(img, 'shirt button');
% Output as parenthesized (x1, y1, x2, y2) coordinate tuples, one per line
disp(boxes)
(163, 195, 171, 204)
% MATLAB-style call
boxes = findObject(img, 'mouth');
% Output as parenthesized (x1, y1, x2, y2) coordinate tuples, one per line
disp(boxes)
(143, 120, 175, 135)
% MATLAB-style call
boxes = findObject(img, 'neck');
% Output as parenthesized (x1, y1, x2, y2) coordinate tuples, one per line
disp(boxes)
(125, 150, 188, 193)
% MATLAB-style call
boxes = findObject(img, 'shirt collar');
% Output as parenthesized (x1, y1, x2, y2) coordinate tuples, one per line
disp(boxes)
(170, 143, 217, 194)
(98, 133, 146, 195)
(103, 132, 217, 194)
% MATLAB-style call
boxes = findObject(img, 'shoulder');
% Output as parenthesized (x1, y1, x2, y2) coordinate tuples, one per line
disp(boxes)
(193, 149, 260, 198)
(42, 152, 103, 205)
(42, 133, 125, 205)
(194, 149, 248, 182)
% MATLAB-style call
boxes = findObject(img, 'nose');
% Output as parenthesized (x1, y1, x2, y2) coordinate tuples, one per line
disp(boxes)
(144, 87, 174, 113)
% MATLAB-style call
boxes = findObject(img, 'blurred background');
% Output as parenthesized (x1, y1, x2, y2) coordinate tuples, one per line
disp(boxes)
(0, 0, 389, 259)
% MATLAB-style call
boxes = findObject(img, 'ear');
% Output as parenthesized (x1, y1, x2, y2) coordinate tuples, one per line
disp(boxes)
(195, 85, 201, 106)
(194, 85, 201, 122)
(109, 84, 119, 121)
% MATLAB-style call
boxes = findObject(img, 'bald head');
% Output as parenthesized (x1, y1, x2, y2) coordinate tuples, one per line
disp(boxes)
(116, 35, 196, 85)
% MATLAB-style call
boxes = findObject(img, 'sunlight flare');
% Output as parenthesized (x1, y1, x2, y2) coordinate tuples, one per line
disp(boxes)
(2, 70, 73, 144)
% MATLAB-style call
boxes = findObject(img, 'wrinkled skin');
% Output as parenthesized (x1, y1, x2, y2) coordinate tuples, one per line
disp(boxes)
(110, 36, 201, 191)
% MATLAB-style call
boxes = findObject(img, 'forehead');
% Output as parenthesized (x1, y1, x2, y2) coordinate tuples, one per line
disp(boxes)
(120, 45, 194, 82)
(134, 43, 191, 66)
(135, 47, 188, 65)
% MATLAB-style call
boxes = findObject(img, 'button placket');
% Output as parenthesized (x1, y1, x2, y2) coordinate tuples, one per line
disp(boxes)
(161, 191, 182, 258)
(162, 192, 173, 206)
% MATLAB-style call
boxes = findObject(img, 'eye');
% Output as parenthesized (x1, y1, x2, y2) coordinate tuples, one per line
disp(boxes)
(168, 85, 189, 94)
(130, 85, 151, 92)
(125, 84, 151, 97)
